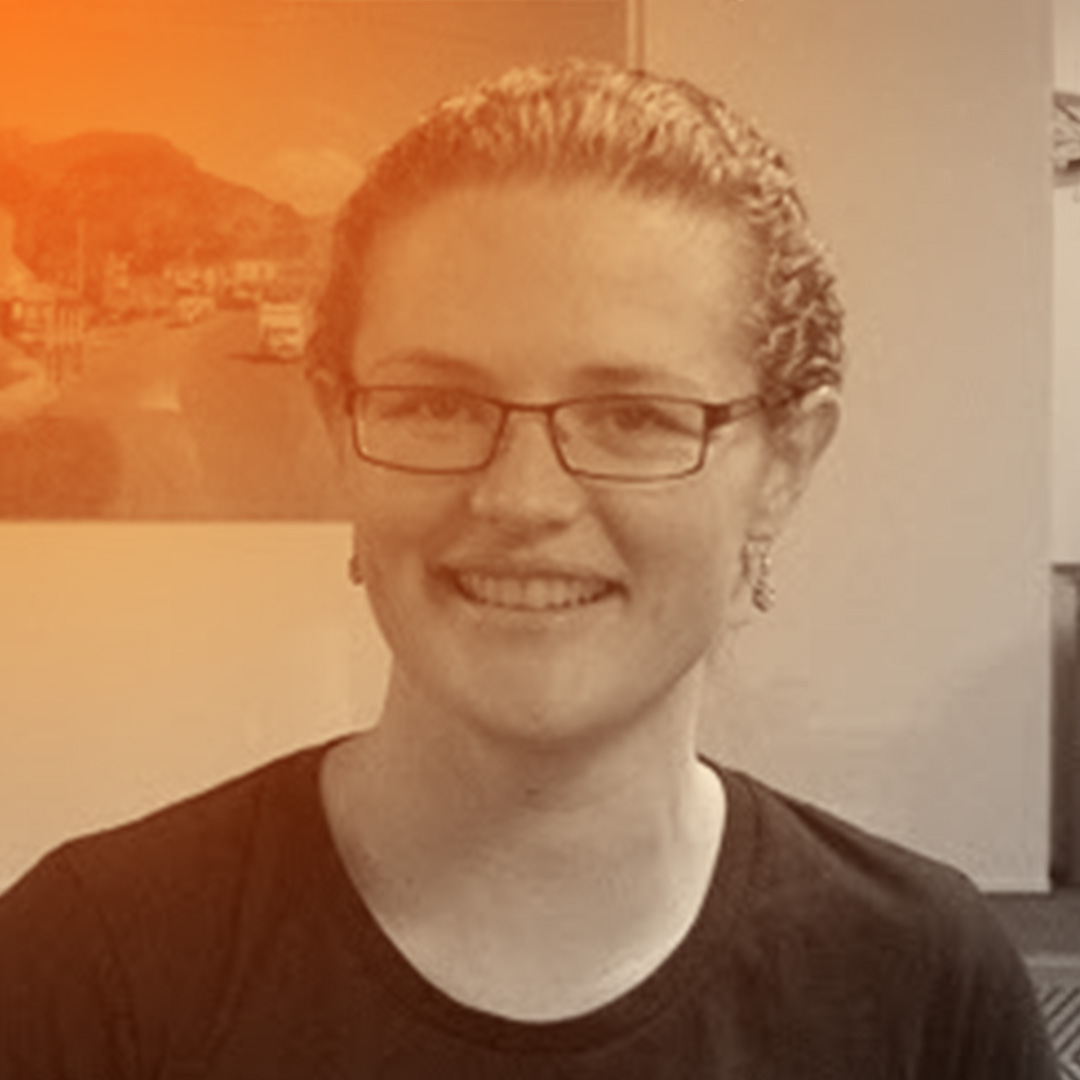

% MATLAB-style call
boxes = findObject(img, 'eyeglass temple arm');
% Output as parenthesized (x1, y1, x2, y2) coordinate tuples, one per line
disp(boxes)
(702, 388, 792, 431)
(703, 376, 837, 431)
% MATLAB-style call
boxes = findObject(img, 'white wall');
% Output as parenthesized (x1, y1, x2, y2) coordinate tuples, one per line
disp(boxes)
(0, 525, 391, 891)
(0, 0, 1056, 892)
(647, 0, 1054, 889)
(1055, 0, 1080, 562)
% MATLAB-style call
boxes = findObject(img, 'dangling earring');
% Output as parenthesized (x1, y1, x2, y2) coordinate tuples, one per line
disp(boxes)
(348, 553, 364, 587)
(742, 537, 775, 613)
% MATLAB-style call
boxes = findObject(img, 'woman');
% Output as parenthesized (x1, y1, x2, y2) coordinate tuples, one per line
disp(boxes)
(0, 62, 1057, 1077)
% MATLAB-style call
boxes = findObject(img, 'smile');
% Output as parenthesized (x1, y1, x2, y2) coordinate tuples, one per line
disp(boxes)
(452, 572, 616, 611)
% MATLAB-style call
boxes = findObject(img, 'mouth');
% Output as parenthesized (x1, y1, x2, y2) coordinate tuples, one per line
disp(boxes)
(449, 571, 618, 612)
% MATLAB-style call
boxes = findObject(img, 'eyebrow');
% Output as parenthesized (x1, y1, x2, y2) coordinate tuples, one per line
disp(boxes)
(360, 350, 706, 397)
(571, 361, 692, 391)
(569, 361, 727, 403)
(363, 350, 489, 383)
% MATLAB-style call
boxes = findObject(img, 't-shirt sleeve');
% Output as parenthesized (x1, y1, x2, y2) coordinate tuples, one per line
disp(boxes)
(920, 881, 1060, 1080)
(0, 848, 143, 1080)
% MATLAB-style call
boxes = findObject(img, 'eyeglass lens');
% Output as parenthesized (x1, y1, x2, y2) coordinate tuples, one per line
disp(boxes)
(353, 387, 709, 479)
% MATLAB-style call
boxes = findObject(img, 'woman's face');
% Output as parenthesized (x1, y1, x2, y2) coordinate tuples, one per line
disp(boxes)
(344, 181, 802, 747)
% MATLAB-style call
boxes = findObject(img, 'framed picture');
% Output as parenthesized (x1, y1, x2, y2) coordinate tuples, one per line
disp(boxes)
(0, 0, 628, 520)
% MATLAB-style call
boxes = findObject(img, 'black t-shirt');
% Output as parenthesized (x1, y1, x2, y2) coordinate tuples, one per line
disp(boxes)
(0, 740, 1059, 1078)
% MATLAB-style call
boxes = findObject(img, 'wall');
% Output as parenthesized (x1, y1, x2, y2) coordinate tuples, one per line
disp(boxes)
(1056, 0, 1080, 563)
(0, 0, 1056, 892)
(646, 0, 1053, 889)
(1052, 0, 1080, 882)
(0, 525, 392, 890)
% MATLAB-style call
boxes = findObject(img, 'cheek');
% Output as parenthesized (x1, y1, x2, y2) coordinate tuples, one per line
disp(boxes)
(348, 471, 461, 575)
(607, 481, 753, 621)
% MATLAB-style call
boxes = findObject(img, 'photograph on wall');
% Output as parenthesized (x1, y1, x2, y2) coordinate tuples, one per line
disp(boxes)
(0, 0, 627, 520)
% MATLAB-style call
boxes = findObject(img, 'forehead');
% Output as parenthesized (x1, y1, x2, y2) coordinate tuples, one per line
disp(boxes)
(351, 181, 760, 395)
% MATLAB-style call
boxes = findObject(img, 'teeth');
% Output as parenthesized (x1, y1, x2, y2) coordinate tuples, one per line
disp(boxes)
(456, 573, 611, 610)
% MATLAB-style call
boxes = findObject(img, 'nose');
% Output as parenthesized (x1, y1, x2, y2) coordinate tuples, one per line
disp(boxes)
(466, 409, 587, 529)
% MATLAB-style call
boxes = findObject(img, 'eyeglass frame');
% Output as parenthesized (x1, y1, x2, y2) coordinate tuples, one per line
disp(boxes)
(341, 383, 807, 483)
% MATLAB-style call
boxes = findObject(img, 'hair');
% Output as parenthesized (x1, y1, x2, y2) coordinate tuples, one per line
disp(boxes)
(307, 60, 844, 425)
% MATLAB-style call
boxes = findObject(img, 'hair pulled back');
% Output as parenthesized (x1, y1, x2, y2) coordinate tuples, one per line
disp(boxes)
(308, 60, 844, 422)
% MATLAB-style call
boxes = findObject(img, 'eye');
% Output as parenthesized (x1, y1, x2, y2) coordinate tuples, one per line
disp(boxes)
(375, 388, 482, 422)
(607, 402, 669, 432)
(416, 389, 471, 420)
(590, 398, 701, 437)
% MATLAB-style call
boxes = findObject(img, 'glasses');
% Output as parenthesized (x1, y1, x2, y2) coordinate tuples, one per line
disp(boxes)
(344, 385, 789, 482)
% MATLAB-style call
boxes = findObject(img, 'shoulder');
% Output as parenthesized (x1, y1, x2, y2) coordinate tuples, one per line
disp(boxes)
(0, 740, 340, 1068)
(44, 740, 332, 904)
(721, 765, 989, 934)
(720, 764, 1022, 975)
(0, 738, 338, 943)
(713, 767, 1055, 1077)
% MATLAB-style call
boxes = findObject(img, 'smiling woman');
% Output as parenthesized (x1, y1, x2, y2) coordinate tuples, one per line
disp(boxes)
(0, 61, 1058, 1078)
(330, 178, 816, 758)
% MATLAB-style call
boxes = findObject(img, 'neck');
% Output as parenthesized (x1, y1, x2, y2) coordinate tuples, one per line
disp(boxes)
(321, 665, 727, 1019)
(366, 659, 710, 846)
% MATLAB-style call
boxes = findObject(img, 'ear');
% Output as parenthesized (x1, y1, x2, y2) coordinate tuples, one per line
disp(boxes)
(748, 386, 841, 539)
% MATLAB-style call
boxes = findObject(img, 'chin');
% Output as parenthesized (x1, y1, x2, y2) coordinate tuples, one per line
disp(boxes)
(438, 659, 668, 754)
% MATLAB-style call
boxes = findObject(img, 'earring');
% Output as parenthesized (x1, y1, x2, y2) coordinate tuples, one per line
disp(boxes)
(348, 553, 364, 587)
(742, 538, 776, 613)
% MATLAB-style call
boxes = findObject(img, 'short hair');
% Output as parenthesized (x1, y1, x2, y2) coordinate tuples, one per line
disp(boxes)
(308, 60, 844, 424)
